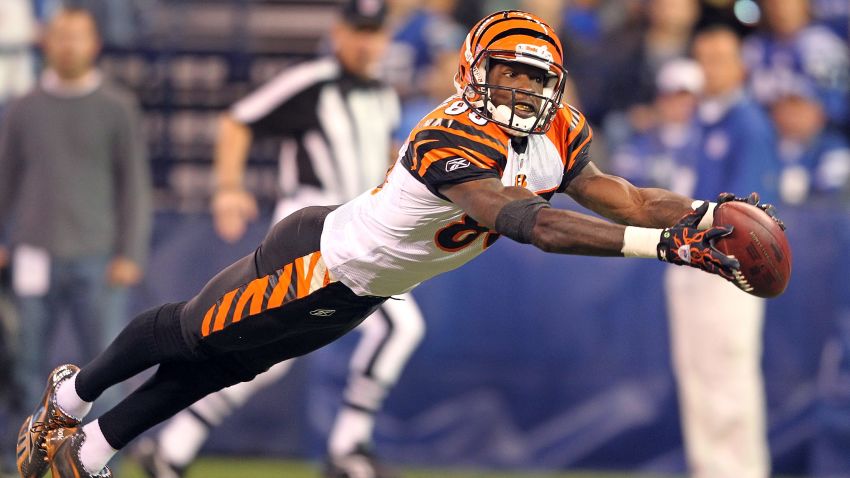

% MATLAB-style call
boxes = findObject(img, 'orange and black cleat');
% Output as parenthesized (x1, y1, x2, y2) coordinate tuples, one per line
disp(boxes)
(16, 364, 82, 478)
(45, 427, 113, 478)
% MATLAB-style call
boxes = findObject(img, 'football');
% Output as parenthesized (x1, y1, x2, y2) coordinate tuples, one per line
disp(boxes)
(713, 201, 792, 298)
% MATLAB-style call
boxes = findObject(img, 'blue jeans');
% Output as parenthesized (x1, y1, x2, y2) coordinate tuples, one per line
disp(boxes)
(15, 254, 128, 409)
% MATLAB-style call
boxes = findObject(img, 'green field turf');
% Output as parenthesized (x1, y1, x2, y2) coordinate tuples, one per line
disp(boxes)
(105, 457, 681, 478)
(38, 457, 806, 477)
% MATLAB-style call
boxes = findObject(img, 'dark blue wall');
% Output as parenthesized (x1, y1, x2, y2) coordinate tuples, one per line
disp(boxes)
(132, 204, 850, 475)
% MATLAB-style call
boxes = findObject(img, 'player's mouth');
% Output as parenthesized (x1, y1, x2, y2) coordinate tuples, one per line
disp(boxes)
(513, 101, 537, 118)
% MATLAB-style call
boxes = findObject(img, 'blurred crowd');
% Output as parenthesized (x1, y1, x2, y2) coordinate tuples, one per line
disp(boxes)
(1, 0, 848, 208)
(380, 0, 850, 208)
(3, 3, 841, 237)
(0, 0, 849, 476)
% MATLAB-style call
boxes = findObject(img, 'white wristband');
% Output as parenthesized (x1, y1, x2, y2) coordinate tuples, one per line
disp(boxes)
(621, 226, 664, 258)
(691, 200, 717, 230)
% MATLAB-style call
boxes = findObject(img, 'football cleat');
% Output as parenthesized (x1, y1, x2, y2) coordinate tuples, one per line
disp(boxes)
(323, 444, 400, 478)
(17, 364, 82, 478)
(132, 437, 186, 478)
(45, 427, 112, 478)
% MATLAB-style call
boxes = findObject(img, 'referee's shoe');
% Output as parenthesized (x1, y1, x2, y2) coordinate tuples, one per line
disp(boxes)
(132, 436, 186, 478)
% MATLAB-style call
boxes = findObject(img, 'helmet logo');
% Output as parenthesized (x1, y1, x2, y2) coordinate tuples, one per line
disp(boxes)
(516, 43, 553, 63)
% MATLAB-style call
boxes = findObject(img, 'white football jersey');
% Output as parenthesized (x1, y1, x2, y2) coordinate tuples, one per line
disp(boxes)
(320, 98, 593, 297)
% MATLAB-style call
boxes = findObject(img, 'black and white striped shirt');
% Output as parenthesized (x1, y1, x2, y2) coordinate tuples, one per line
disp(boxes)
(231, 57, 400, 204)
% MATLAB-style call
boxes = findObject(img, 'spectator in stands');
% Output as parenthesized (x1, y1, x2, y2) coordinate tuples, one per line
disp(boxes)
(0, 0, 37, 116)
(665, 26, 779, 478)
(0, 5, 37, 473)
(557, 0, 642, 125)
(395, 48, 458, 145)
(610, 59, 702, 192)
(0, 3, 151, 437)
(602, 0, 700, 148)
(742, 0, 849, 131)
(810, 0, 849, 40)
(62, 0, 149, 47)
(768, 78, 850, 206)
(384, 0, 465, 99)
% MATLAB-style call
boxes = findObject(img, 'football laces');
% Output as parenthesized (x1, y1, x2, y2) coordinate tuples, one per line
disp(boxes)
(731, 265, 754, 292)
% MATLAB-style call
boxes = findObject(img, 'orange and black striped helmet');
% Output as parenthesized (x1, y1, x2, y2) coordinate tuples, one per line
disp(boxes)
(454, 10, 568, 136)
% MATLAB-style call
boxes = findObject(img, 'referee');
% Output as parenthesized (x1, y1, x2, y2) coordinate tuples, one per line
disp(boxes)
(134, 1, 425, 477)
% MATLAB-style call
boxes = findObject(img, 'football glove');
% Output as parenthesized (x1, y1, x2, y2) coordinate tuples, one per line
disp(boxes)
(657, 202, 740, 282)
(717, 192, 786, 231)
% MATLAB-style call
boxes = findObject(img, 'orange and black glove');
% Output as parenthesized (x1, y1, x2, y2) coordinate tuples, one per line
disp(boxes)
(657, 202, 740, 281)
(717, 192, 786, 230)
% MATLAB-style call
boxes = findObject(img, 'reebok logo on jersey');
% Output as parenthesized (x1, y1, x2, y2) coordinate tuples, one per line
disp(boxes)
(309, 309, 336, 317)
(445, 158, 470, 172)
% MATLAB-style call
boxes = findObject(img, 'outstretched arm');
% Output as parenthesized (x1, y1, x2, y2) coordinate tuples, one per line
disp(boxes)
(564, 162, 698, 228)
(441, 177, 644, 256)
(440, 172, 739, 283)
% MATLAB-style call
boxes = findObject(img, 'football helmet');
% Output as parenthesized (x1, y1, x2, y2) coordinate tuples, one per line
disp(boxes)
(454, 10, 568, 136)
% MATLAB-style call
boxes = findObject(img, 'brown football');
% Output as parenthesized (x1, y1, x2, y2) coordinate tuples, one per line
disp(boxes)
(713, 201, 792, 298)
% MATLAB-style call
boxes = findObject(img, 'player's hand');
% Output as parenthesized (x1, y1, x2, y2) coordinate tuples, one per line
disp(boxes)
(657, 202, 741, 282)
(717, 191, 786, 230)
(211, 188, 258, 243)
(107, 256, 143, 287)
(0, 245, 8, 269)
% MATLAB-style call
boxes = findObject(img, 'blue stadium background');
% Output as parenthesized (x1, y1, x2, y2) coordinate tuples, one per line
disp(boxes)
(126, 200, 850, 476)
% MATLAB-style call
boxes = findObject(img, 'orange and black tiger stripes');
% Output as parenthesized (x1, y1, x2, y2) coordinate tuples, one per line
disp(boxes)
(200, 251, 331, 337)
(405, 127, 506, 175)
(469, 11, 563, 60)
(399, 108, 510, 199)
(555, 105, 594, 192)
(565, 104, 593, 168)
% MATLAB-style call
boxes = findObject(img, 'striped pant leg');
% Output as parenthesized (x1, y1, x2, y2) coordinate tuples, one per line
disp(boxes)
(94, 206, 388, 450)
(100, 280, 384, 451)
(145, 204, 341, 464)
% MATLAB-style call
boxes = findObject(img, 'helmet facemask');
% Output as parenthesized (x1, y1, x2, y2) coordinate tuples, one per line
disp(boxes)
(462, 48, 567, 136)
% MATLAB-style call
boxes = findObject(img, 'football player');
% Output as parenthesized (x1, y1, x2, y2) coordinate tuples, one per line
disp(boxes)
(135, 1, 424, 476)
(17, 10, 782, 478)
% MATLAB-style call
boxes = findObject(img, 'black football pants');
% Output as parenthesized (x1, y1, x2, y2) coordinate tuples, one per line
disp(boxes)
(74, 206, 386, 449)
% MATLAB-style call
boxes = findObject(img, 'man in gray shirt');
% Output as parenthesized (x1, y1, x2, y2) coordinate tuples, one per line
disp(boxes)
(0, 7, 151, 415)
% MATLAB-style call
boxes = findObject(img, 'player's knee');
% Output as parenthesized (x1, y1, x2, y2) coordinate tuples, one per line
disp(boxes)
(383, 297, 426, 343)
(392, 312, 425, 347)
